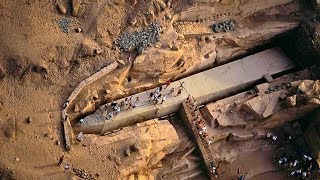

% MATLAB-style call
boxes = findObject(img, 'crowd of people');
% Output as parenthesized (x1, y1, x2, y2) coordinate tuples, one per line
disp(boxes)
(277, 153, 314, 178)
(267, 132, 316, 179)
(188, 96, 212, 146)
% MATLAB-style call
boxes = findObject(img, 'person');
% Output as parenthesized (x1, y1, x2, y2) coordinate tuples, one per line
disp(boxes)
(296, 169, 302, 174)
(169, 88, 175, 95)
(129, 96, 133, 104)
(58, 155, 64, 166)
(155, 87, 160, 94)
(206, 139, 212, 145)
(164, 80, 171, 89)
(135, 97, 140, 104)
(176, 88, 182, 96)
(161, 95, 166, 104)
(115, 106, 121, 115)
(266, 132, 272, 138)
(201, 126, 207, 132)
(186, 95, 191, 103)
(149, 92, 154, 99)
(192, 101, 197, 109)
(107, 112, 114, 120)
(237, 173, 247, 180)
(152, 91, 158, 101)
(155, 94, 162, 104)
(133, 101, 138, 108)
(302, 172, 307, 178)
(113, 104, 118, 111)
(64, 164, 70, 172)
(111, 100, 116, 107)
(120, 100, 125, 109)
(79, 119, 84, 124)
(159, 86, 163, 92)
(193, 106, 200, 113)
(77, 132, 84, 142)
(180, 82, 185, 88)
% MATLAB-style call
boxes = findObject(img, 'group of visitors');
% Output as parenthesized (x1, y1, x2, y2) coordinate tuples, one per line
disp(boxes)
(149, 86, 167, 105)
(188, 97, 212, 146)
(278, 152, 314, 178)
(268, 132, 316, 178)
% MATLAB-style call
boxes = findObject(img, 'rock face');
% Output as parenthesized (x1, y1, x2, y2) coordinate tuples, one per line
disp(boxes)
(289, 20, 320, 66)
(84, 119, 179, 178)
(173, 0, 301, 72)
(197, 70, 319, 164)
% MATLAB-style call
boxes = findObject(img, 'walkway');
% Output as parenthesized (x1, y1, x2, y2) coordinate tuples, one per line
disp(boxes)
(76, 47, 295, 134)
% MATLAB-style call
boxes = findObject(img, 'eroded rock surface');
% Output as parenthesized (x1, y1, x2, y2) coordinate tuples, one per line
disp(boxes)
(198, 70, 319, 163)
(82, 119, 179, 178)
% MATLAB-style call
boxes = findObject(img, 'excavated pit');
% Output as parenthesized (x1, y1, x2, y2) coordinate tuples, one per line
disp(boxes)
(75, 46, 296, 135)
(67, 29, 320, 179)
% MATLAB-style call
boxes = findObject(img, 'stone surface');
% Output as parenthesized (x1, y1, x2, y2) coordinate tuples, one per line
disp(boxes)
(242, 90, 285, 118)
(84, 119, 179, 177)
(76, 48, 294, 134)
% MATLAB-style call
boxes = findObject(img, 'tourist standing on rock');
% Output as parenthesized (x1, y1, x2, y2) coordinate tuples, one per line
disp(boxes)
(111, 100, 116, 107)
(133, 97, 140, 107)
(164, 80, 171, 89)
(129, 96, 133, 104)
(237, 173, 248, 180)
(176, 88, 182, 96)
(107, 112, 114, 120)
(115, 106, 121, 115)
(149, 92, 154, 100)
(124, 98, 129, 107)
(169, 88, 175, 95)
(180, 82, 185, 88)
(64, 164, 70, 172)
(77, 132, 84, 142)
(58, 155, 64, 166)
(155, 87, 160, 94)
(186, 95, 191, 103)
(161, 95, 166, 104)
(155, 94, 162, 104)
(192, 101, 197, 109)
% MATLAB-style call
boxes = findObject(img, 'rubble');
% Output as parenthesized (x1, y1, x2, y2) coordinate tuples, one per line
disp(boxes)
(58, 18, 71, 33)
(73, 168, 95, 180)
(211, 20, 235, 33)
(114, 22, 161, 53)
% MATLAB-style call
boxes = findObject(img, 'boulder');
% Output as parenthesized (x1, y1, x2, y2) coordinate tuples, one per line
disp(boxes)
(57, 3, 67, 14)
(242, 90, 285, 118)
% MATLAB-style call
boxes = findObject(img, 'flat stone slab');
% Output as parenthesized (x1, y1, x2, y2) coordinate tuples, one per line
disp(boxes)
(79, 47, 295, 134)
